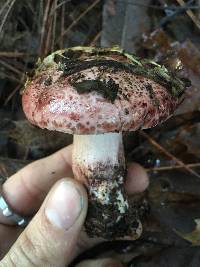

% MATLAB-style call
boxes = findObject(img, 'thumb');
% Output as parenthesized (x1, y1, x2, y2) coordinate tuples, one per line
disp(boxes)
(1, 178, 88, 267)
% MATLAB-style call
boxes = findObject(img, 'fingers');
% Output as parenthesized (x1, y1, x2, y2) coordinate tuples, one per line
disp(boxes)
(1, 178, 88, 267)
(2, 145, 73, 215)
(75, 258, 123, 267)
(0, 144, 149, 226)
(125, 163, 149, 194)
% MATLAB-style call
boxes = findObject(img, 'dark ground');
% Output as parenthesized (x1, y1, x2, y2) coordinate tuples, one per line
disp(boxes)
(0, 0, 200, 266)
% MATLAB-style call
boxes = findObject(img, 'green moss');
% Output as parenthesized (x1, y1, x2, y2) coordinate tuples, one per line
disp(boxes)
(22, 75, 31, 93)
(33, 46, 189, 99)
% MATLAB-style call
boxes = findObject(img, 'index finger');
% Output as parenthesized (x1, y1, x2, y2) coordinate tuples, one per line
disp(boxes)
(2, 145, 73, 216)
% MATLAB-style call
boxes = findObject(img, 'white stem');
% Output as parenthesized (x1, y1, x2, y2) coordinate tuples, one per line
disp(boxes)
(72, 132, 128, 222)
(73, 132, 125, 180)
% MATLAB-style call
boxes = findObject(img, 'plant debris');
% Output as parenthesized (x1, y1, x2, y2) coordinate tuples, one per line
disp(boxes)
(0, 0, 200, 266)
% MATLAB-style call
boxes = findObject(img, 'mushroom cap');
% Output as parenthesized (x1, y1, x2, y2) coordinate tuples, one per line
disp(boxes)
(22, 46, 187, 134)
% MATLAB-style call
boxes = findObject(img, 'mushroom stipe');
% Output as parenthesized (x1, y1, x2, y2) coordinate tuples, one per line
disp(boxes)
(22, 46, 189, 239)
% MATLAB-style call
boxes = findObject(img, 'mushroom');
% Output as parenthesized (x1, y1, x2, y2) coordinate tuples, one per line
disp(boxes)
(22, 46, 187, 239)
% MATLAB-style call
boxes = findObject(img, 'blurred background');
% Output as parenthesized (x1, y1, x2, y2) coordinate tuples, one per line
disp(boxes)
(0, 0, 200, 266)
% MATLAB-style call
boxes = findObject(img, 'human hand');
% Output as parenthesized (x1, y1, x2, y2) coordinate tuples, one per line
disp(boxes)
(0, 145, 149, 267)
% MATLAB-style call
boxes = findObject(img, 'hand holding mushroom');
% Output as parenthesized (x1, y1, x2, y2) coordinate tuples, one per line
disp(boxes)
(0, 145, 148, 266)
(22, 46, 187, 239)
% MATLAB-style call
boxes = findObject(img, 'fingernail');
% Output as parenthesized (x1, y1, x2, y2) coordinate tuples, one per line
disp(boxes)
(45, 181, 82, 230)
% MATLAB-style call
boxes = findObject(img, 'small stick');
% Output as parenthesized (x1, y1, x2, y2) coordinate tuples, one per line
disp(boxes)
(51, 0, 58, 52)
(38, 0, 52, 56)
(4, 84, 21, 106)
(90, 31, 102, 46)
(140, 131, 200, 178)
(56, 0, 100, 45)
(60, 3, 65, 49)
(175, 0, 200, 30)
(0, 59, 22, 76)
(0, 52, 32, 57)
(146, 163, 200, 172)
(0, 0, 16, 38)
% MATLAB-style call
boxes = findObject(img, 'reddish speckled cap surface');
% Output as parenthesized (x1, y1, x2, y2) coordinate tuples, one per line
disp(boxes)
(22, 47, 186, 134)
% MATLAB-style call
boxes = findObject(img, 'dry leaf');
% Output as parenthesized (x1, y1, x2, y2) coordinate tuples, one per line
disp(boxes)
(176, 218, 200, 246)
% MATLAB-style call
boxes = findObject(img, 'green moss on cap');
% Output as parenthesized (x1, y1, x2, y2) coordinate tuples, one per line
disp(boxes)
(32, 46, 189, 98)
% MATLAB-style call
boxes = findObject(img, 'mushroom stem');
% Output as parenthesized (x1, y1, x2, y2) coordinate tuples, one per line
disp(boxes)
(72, 132, 129, 238)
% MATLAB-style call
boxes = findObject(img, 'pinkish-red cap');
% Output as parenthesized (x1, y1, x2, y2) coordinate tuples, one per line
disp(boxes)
(22, 47, 186, 134)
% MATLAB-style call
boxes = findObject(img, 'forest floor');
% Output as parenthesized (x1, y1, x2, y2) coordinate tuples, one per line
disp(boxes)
(0, 1, 200, 266)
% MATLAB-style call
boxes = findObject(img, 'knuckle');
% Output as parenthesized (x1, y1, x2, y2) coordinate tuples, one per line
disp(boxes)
(0, 254, 16, 267)
(19, 169, 45, 202)
(5, 228, 53, 267)
(13, 230, 38, 266)
(24, 227, 54, 266)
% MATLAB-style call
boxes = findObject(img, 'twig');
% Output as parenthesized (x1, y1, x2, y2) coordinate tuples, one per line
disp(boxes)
(0, 0, 16, 39)
(44, 2, 55, 56)
(0, 0, 11, 16)
(50, 0, 71, 14)
(0, 59, 22, 76)
(90, 31, 102, 46)
(0, 72, 22, 83)
(56, 0, 100, 45)
(140, 131, 200, 178)
(175, 0, 200, 30)
(38, 0, 44, 35)
(38, 0, 52, 57)
(4, 84, 21, 106)
(25, 1, 36, 17)
(146, 163, 200, 172)
(51, 0, 58, 52)
(60, 2, 65, 48)
(0, 52, 32, 57)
